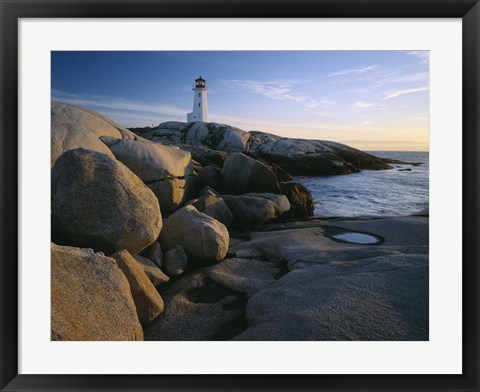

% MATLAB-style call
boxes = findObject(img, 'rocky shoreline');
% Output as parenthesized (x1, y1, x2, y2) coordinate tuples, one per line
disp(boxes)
(51, 102, 428, 341)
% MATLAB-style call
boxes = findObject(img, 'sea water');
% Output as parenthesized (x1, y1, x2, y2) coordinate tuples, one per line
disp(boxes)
(295, 151, 429, 218)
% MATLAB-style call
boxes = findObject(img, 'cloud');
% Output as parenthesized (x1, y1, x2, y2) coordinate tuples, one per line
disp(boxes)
(313, 112, 337, 118)
(218, 79, 336, 112)
(359, 121, 374, 126)
(218, 79, 307, 102)
(353, 101, 376, 109)
(305, 99, 319, 108)
(382, 86, 429, 100)
(328, 65, 378, 77)
(406, 51, 430, 64)
(319, 99, 336, 107)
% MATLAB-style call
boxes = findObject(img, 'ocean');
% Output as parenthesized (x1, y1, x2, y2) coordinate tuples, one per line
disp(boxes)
(295, 151, 429, 218)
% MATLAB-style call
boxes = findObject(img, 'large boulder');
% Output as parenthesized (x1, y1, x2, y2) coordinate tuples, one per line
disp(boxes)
(100, 137, 192, 180)
(51, 102, 139, 167)
(111, 250, 164, 326)
(51, 244, 143, 341)
(221, 152, 281, 195)
(160, 205, 229, 264)
(100, 137, 194, 214)
(222, 193, 290, 227)
(51, 148, 162, 254)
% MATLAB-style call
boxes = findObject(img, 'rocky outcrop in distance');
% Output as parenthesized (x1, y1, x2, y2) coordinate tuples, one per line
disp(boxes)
(133, 121, 394, 176)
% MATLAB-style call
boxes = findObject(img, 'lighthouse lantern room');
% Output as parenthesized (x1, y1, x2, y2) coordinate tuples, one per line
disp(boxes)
(187, 76, 209, 123)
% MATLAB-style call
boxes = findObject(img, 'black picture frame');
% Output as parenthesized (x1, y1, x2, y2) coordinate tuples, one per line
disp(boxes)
(1, 1, 479, 391)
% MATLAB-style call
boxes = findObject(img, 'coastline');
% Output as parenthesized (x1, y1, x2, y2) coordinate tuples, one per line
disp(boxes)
(146, 214, 429, 341)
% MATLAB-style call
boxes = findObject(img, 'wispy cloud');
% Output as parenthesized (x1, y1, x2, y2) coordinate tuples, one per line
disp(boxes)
(406, 51, 430, 65)
(328, 65, 378, 77)
(218, 79, 307, 102)
(353, 101, 376, 110)
(305, 99, 336, 109)
(359, 120, 374, 126)
(217, 79, 336, 112)
(313, 112, 337, 118)
(305, 99, 319, 108)
(382, 86, 429, 100)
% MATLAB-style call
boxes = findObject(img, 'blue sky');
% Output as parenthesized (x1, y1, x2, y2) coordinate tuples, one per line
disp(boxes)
(52, 51, 429, 151)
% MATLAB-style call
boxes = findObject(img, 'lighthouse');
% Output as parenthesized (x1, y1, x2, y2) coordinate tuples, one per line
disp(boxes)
(187, 76, 209, 123)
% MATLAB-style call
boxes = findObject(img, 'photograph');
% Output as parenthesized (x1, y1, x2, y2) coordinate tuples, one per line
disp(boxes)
(50, 50, 430, 341)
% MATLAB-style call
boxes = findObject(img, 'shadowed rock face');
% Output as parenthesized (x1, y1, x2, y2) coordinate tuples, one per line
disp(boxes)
(279, 182, 314, 220)
(222, 193, 291, 228)
(51, 244, 143, 341)
(221, 152, 281, 195)
(134, 121, 392, 176)
(144, 272, 246, 341)
(51, 148, 162, 255)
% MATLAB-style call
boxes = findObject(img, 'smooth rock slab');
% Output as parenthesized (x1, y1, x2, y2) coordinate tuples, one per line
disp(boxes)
(51, 148, 162, 254)
(112, 250, 165, 326)
(51, 244, 143, 341)
(234, 254, 428, 341)
(206, 258, 281, 298)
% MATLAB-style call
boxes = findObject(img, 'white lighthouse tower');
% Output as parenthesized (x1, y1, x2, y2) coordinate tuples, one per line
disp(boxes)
(187, 76, 209, 123)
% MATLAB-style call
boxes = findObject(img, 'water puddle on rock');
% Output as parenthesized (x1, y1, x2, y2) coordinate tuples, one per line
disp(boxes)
(330, 232, 382, 245)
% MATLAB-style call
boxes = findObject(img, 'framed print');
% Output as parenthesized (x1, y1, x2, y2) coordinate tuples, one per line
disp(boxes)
(1, 0, 479, 391)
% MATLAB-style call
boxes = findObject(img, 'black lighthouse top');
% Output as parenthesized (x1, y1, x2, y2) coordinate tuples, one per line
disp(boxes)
(195, 76, 206, 88)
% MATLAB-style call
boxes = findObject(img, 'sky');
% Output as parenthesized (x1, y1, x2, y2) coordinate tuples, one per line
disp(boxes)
(51, 51, 429, 151)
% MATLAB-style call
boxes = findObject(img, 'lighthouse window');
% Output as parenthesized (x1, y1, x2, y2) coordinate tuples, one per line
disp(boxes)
(198, 103, 201, 107)
(198, 93, 201, 97)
